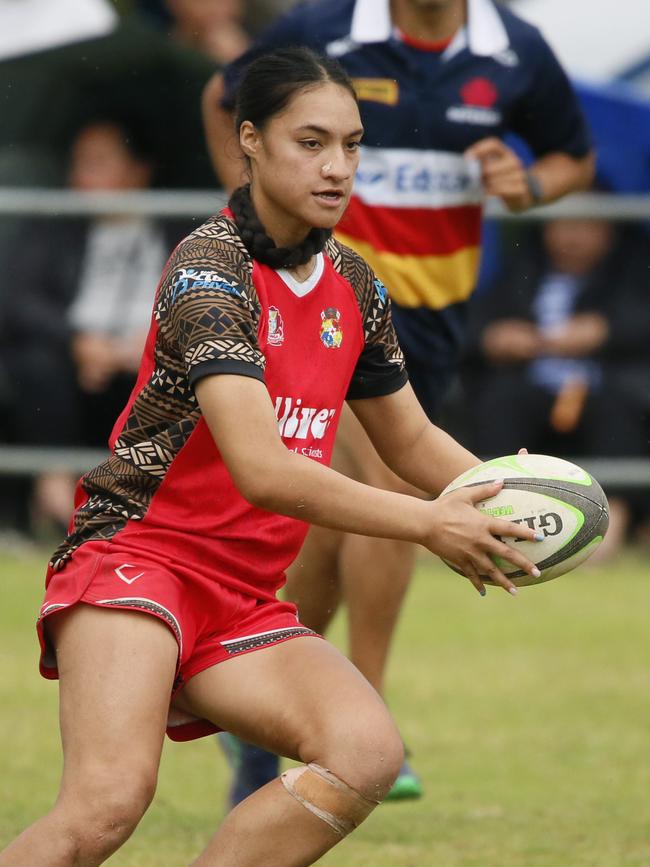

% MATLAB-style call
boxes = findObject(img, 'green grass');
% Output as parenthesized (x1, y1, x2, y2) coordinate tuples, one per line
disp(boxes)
(1, 548, 649, 865)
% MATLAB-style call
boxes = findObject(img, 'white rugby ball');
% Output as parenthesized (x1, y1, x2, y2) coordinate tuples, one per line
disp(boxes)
(440, 454, 609, 586)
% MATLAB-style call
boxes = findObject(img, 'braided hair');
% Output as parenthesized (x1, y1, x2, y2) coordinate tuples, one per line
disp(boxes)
(229, 47, 358, 269)
(228, 184, 330, 269)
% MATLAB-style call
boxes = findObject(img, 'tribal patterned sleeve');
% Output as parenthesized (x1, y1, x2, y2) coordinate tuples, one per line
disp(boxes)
(156, 218, 265, 387)
(328, 239, 408, 400)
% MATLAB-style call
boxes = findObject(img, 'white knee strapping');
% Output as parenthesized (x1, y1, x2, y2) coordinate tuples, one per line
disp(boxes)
(280, 763, 379, 837)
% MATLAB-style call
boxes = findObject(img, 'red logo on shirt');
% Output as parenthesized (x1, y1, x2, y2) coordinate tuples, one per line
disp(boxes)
(460, 77, 498, 108)
(268, 306, 285, 346)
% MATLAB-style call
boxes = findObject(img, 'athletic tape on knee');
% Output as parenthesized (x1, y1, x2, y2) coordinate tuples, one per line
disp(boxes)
(281, 763, 379, 837)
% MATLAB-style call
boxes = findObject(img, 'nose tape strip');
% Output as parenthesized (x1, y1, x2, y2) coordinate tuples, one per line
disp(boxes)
(321, 161, 333, 173)
(281, 762, 379, 837)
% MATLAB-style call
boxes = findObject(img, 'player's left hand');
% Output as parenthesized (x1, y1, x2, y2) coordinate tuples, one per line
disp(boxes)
(465, 137, 533, 211)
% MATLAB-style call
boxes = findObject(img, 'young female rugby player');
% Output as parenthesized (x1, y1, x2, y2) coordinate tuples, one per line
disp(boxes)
(0, 48, 542, 867)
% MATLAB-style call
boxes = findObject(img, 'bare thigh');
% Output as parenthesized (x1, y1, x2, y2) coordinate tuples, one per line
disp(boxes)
(48, 604, 178, 795)
(174, 637, 403, 796)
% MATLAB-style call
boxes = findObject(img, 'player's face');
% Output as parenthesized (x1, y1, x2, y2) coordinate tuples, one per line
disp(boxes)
(242, 82, 363, 246)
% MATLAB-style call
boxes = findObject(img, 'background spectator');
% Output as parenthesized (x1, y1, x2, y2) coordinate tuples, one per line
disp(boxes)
(462, 216, 650, 560)
(165, 0, 252, 64)
(132, 0, 299, 36)
(1, 117, 192, 535)
(0, 1, 221, 341)
(0, 7, 219, 193)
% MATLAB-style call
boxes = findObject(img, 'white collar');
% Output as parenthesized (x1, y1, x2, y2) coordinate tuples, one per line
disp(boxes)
(350, 0, 510, 56)
(276, 253, 324, 298)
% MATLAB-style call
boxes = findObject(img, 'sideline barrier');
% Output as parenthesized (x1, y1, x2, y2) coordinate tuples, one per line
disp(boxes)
(0, 447, 647, 489)
(1, 188, 650, 221)
(0, 188, 648, 487)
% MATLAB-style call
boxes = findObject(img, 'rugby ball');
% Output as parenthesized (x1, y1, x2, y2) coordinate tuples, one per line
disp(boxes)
(440, 454, 609, 586)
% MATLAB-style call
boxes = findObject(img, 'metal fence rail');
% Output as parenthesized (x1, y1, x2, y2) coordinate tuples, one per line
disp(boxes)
(0, 446, 107, 476)
(0, 187, 648, 487)
(0, 446, 647, 489)
(1, 188, 650, 221)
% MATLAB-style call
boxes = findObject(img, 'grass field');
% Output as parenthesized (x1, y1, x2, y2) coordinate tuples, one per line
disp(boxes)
(1, 546, 649, 866)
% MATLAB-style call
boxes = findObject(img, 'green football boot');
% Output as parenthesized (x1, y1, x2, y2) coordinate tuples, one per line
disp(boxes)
(384, 758, 423, 801)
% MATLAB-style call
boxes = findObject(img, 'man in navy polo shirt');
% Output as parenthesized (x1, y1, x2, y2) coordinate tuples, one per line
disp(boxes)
(203, 0, 594, 805)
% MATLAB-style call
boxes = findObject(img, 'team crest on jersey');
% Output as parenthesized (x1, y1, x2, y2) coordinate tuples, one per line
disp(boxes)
(268, 306, 285, 346)
(446, 76, 502, 127)
(320, 307, 343, 349)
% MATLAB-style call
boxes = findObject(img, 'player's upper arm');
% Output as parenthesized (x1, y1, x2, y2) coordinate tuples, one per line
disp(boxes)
(156, 232, 265, 388)
(195, 374, 289, 507)
(348, 380, 430, 466)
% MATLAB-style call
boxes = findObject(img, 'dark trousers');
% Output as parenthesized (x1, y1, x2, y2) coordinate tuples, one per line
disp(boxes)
(465, 367, 648, 460)
(5, 344, 135, 448)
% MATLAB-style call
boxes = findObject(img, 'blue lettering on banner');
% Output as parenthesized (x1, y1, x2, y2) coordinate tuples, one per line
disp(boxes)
(356, 169, 386, 185)
(171, 268, 242, 302)
(394, 165, 472, 194)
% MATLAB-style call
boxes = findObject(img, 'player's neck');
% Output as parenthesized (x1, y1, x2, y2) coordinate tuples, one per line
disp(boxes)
(284, 257, 317, 282)
(250, 187, 309, 250)
(248, 186, 321, 278)
(390, 0, 466, 43)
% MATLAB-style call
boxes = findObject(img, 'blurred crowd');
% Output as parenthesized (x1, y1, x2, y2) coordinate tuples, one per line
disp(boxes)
(0, 0, 648, 556)
(460, 216, 650, 559)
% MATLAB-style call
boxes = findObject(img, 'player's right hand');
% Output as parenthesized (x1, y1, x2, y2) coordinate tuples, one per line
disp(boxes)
(424, 480, 543, 596)
(464, 137, 532, 211)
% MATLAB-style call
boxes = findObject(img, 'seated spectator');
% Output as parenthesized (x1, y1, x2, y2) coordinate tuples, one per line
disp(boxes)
(463, 217, 650, 560)
(135, 0, 297, 37)
(165, 0, 251, 63)
(0, 9, 218, 193)
(244, 0, 304, 34)
(1, 117, 192, 535)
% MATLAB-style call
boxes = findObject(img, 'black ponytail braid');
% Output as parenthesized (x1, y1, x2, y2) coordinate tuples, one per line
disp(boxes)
(228, 185, 331, 269)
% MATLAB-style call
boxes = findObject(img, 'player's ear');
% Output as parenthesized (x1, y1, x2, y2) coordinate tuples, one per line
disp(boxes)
(240, 121, 261, 159)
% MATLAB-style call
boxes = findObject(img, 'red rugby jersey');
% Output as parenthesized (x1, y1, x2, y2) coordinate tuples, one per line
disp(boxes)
(50, 214, 407, 600)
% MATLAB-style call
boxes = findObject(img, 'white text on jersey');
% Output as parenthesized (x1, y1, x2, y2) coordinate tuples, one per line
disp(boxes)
(275, 397, 336, 441)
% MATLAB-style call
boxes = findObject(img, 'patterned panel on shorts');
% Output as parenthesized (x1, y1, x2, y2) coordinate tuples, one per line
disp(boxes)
(95, 596, 183, 655)
(221, 626, 316, 655)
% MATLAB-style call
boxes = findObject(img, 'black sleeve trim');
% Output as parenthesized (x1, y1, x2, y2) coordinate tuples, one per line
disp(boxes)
(189, 359, 265, 389)
(346, 367, 409, 401)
